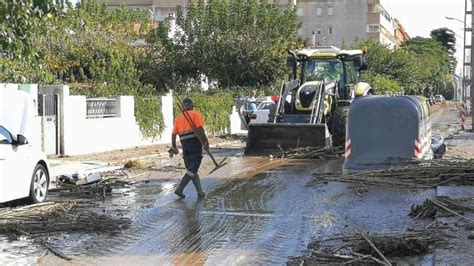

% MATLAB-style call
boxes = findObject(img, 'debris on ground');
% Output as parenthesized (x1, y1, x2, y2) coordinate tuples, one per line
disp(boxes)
(410, 196, 474, 220)
(0, 201, 131, 237)
(307, 160, 474, 188)
(124, 159, 144, 169)
(214, 134, 247, 143)
(0, 201, 131, 261)
(149, 164, 186, 173)
(353, 233, 430, 257)
(51, 177, 132, 200)
(59, 172, 103, 186)
(275, 146, 344, 159)
(288, 230, 442, 265)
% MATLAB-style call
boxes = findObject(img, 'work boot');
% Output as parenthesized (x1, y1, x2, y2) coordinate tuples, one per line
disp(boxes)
(174, 174, 192, 199)
(191, 175, 205, 198)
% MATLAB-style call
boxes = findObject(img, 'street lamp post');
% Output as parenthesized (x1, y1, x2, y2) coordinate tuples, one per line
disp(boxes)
(471, 0, 474, 130)
(445, 16, 467, 103)
(452, 74, 463, 101)
(446, 16, 464, 24)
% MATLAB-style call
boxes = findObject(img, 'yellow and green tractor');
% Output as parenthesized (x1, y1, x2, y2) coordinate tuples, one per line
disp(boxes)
(245, 46, 373, 154)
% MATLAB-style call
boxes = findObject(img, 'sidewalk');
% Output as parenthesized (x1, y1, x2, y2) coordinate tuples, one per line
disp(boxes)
(445, 116, 474, 160)
(48, 160, 124, 179)
(48, 137, 244, 178)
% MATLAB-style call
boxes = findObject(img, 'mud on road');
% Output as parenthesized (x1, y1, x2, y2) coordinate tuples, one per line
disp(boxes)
(36, 157, 335, 265)
(1, 102, 473, 265)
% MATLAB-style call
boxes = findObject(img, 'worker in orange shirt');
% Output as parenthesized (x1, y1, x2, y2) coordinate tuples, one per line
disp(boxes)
(170, 98, 209, 199)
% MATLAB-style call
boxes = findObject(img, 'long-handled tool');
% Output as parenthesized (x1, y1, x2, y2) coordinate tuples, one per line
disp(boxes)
(175, 95, 227, 174)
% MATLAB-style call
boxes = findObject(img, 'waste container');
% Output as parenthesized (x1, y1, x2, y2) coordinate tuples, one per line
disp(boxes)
(343, 96, 433, 172)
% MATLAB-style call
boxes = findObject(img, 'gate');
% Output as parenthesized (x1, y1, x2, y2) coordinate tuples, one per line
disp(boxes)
(38, 94, 59, 155)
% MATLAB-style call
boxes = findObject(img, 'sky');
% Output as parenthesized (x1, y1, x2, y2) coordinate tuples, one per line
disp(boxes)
(382, 0, 467, 74)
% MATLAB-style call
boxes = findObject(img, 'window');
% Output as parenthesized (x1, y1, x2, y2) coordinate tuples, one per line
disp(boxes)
(367, 4, 375, 13)
(297, 8, 304, 16)
(316, 7, 322, 16)
(328, 26, 333, 34)
(316, 28, 322, 35)
(304, 59, 343, 83)
(381, 10, 392, 22)
(0, 126, 12, 144)
(154, 9, 163, 21)
(258, 102, 273, 110)
(367, 24, 380, 33)
(344, 61, 358, 84)
(328, 7, 333, 16)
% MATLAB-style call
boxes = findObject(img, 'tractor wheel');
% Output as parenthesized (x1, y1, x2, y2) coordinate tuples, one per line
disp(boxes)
(330, 106, 349, 147)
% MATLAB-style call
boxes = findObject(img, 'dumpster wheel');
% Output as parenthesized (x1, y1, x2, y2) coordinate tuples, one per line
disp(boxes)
(330, 105, 349, 147)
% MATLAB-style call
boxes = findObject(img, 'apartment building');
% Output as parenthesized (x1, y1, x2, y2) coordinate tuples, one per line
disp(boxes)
(297, 0, 406, 49)
(394, 18, 410, 47)
(97, 0, 295, 22)
(95, 0, 182, 21)
(97, 0, 407, 49)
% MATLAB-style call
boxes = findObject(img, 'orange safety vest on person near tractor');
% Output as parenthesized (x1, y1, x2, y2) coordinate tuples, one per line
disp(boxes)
(172, 110, 205, 140)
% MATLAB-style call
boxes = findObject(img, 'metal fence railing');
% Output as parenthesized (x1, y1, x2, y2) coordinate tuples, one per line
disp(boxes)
(86, 97, 118, 119)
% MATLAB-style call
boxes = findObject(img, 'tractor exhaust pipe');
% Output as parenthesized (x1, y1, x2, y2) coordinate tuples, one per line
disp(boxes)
(286, 50, 297, 80)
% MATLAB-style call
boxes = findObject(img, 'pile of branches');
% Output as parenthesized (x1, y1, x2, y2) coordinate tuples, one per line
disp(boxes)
(215, 134, 247, 142)
(0, 201, 131, 237)
(289, 230, 441, 265)
(50, 178, 132, 200)
(410, 196, 474, 220)
(275, 146, 344, 160)
(307, 160, 474, 188)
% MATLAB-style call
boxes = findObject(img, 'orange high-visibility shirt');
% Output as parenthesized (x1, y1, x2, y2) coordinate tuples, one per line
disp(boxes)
(172, 110, 205, 135)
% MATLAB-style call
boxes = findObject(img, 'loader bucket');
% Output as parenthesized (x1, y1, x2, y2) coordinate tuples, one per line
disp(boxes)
(245, 123, 330, 155)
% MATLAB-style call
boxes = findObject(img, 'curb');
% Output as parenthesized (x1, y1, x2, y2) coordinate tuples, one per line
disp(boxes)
(122, 140, 243, 162)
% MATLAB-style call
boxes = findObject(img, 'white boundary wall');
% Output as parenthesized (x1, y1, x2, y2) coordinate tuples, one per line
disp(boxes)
(62, 94, 173, 155)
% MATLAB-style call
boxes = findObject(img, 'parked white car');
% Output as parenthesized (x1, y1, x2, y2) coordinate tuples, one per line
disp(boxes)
(0, 90, 50, 204)
(249, 101, 275, 124)
(434, 95, 445, 103)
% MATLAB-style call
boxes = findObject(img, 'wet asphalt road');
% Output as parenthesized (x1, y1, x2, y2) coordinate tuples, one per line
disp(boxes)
(1, 102, 471, 265)
(25, 157, 436, 265)
(36, 158, 336, 265)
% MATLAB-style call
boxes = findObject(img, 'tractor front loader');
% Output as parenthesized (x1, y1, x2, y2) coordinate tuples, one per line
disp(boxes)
(245, 46, 372, 155)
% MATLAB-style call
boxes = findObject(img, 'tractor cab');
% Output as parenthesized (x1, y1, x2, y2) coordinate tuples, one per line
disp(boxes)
(294, 47, 370, 107)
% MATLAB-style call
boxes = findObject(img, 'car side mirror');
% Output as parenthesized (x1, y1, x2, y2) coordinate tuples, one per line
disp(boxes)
(353, 56, 362, 68)
(286, 54, 296, 68)
(14, 134, 28, 146)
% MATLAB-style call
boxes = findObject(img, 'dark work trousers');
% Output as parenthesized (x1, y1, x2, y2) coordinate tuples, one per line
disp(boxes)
(181, 137, 203, 176)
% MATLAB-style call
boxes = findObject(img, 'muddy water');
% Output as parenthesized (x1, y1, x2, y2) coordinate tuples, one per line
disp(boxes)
(0, 236, 42, 265)
(51, 160, 320, 264)
(31, 158, 335, 265)
(3, 147, 444, 265)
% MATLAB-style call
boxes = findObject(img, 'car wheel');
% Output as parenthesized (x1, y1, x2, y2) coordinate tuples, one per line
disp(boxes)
(28, 164, 49, 204)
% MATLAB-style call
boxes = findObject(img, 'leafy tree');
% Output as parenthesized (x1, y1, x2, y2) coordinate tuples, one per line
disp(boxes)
(0, 0, 60, 60)
(144, 0, 299, 89)
(403, 37, 450, 94)
(431, 28, 456, 53)
(0, 0, 164, 137)
(356, 38, 451, 95)
(430, 28, 457, 73)
(0, 0, 62, 83)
